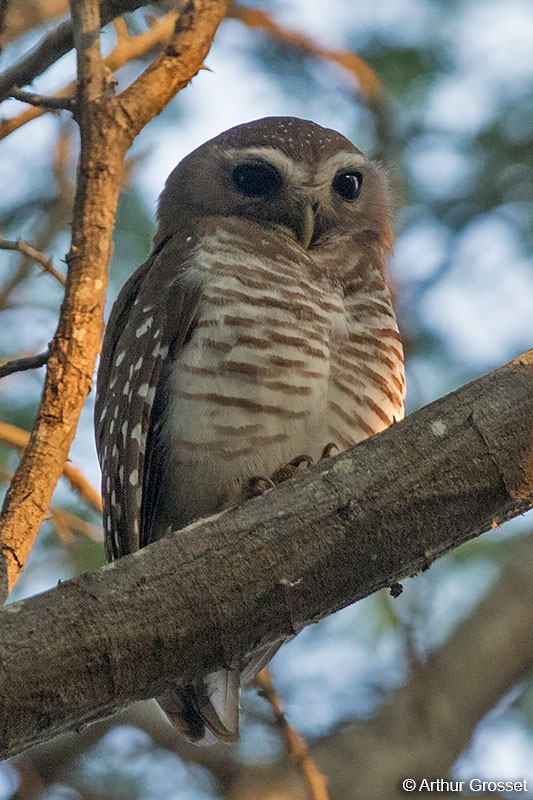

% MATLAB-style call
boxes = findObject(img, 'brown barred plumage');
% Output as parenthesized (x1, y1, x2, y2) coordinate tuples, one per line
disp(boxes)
(95, 117, 405, 744)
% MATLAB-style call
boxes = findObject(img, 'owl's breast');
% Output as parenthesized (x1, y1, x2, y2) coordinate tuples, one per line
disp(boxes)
(327, 291, 406, 449)
(159, 225, 338, 523)
(160, 222, 404, 527)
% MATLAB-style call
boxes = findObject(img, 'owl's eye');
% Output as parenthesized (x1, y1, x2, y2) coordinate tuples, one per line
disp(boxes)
(332, 170, 363, 201)
(232, 163, 282, 197)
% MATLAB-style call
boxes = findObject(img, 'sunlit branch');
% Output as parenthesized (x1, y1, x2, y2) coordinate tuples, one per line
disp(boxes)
(0, 236, 66, 285)
(255, 668, 329, 800)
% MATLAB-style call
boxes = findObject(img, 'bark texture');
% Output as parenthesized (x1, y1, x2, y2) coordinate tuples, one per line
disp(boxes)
(0, 350, 531, 759)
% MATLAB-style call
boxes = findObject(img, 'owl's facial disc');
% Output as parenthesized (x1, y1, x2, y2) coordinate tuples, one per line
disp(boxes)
(225, 147, 371, 250)
(156, 121, 393, 253)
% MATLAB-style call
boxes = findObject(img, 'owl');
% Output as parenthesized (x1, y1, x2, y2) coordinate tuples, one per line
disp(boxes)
(95, 116, 405, 743)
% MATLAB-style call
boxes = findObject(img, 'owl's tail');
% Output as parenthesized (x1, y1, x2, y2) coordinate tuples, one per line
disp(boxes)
(157, 668, 240, 744)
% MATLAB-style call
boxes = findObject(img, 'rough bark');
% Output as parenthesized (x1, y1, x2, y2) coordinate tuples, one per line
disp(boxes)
(0, 350, 531, 760)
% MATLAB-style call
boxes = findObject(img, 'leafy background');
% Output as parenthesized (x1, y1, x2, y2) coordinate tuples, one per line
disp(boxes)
(0, 0, 532, 797)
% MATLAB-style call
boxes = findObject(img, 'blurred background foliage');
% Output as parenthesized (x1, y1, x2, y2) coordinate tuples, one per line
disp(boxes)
(0, 0, 532, 797)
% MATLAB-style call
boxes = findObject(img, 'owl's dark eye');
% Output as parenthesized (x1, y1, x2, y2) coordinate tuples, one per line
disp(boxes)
(232, 163, 282, 197)
(332, 170, 363, 201)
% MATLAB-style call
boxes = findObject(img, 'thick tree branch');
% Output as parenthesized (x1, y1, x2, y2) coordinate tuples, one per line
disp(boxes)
(15, 531, 533, 799)
(116, 0, 231, 135)
(0, 0, 230, 594)
(0, 0, 109, 595)
(0, 351, 531, 760)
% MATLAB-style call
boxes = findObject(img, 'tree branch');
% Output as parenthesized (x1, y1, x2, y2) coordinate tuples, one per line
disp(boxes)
(0, 351, 531, 760)
(0, 10, 180, 141)
(0, 236, 66, 285)
(1, 0, 68, 46)
(0, 421, 102, 514)
(70, 0, 105, 103)
(9, 87, 75, 110)
(116, 0, 231, 135)
(255, 668, 329, 800)
(0, 351, 49, 379)
(0, 11, 178, 139)
(0, 0, 108, 596)
(228, 5, 382, 102)
(14, 531, 533, 798)
(0, 0, 230, 595)
(0, 0, 171, 101)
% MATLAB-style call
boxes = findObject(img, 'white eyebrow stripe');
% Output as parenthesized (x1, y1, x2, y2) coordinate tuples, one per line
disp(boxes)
(225, 146, 308, 183)
(224, 146, 368, 188)
(314, 151, 367, 185)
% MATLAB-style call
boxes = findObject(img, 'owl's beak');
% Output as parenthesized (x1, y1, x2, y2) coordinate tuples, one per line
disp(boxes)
(295, 200, 318, 250)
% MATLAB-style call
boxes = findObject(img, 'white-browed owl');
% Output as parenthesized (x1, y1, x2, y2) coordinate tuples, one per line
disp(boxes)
(95, 116, 405, 743)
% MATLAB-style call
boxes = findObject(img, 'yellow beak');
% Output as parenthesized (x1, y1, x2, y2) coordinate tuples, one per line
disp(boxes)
(296, 201, 317, 250)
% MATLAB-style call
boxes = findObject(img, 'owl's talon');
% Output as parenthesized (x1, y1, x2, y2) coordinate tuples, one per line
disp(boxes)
(271, 454, 313, 484)
(243, 475, 276, 500)
(321, 442, 339, 459)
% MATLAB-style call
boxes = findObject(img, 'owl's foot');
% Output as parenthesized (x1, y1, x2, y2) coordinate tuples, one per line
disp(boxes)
(271, 454, 313, 484)
(242, 445, 339, 502)
(240, 455, 312, 503)
(241, 475, 276, 500)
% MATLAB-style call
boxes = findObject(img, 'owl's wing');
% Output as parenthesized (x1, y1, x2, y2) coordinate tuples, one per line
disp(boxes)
(95, 234, 201, 560)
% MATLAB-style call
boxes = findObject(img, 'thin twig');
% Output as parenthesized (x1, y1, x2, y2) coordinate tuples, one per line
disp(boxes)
(0, 11, 180, 140)
(0, 351, 49, 379)
(112, 15, 129, 42)
(0, 237, 66, 285)
(50, 505, 102, 542)
(10, 87, 75, 110)
(0, 0, 154, 102)
(0, 421, 102, 514)
(255, 668, 329, 800)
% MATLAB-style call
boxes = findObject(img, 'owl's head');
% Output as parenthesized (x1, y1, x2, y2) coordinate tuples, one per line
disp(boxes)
(157, 117, 393, 252)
